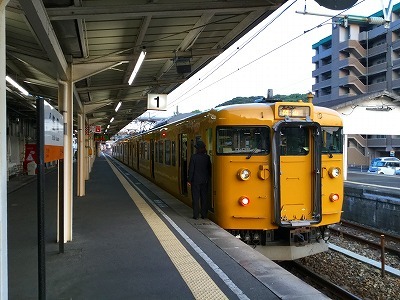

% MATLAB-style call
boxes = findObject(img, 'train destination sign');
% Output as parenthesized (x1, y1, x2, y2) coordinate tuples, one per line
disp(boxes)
(43, 100, 64, 162)
(147, 93, 167, 111)
(277, 105, 310, 118)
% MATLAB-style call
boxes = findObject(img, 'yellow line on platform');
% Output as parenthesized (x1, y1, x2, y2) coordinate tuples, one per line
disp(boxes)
(106, 158, 228, 300)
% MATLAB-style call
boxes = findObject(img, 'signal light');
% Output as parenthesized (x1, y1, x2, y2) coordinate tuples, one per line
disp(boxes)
(238, 196, 250, 206)
(329, 193, 340, 202)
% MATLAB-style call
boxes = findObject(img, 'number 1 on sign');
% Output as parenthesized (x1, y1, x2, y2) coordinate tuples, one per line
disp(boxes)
(154, 96, 160, 108)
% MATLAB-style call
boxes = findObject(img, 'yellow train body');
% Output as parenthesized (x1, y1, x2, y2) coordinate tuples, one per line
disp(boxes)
(112, 101, 344, 259)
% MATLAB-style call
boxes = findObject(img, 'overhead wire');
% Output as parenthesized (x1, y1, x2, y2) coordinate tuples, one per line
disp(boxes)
(166, 0, 299, 109)
(155, 0, 369, 117)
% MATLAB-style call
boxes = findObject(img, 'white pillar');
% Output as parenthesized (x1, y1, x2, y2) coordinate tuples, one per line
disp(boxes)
(0, 1, 10, 298)
(85, 132, 90, 180)
(58, 73, 73, 242)
(89, 136, 95, 171)
(77, 113, 85, 196)
(64, 65, 73, 242)
(343, 134, 348, 180)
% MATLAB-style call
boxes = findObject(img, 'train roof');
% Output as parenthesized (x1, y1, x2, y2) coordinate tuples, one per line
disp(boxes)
(214, 102, 275, 112)
(117, 101, 342, 141)
(153, 112, 199, 128)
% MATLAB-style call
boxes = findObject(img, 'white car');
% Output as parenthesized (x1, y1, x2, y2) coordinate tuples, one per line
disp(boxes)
(375, 161, 400, 175)
(368, 157, 400, 173)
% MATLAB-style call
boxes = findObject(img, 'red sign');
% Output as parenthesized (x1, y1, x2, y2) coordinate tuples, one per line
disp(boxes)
(23, 144, 38, 173)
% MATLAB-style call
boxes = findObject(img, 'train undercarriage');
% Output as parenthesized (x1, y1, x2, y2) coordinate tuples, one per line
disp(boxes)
(228, 226, 331, 260)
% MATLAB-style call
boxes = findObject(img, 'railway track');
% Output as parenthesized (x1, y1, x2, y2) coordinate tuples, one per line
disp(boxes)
(329, 220, 400, 256)
(280, 220, 400, 299)
(279, 261, 362, 300)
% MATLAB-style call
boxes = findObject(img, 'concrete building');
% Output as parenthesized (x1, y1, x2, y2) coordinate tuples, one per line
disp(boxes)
(312, 3, 400, 167)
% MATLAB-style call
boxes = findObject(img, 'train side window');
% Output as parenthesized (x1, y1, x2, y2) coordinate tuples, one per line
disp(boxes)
(144, 142, 149, 160)
(155, 142, 159, 163)
(216, 126, 269, 155)
(171, 141, 176, 166)
(159, 140, 164, 163)
(321, 126, 343, 154)
(165, 140, 171, 165)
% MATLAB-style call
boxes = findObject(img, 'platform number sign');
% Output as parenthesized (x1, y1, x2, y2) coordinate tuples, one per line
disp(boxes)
(147, 94, 167, 111)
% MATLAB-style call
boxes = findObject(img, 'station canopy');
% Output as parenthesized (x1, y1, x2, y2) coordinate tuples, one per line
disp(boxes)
(5, 0, 287, 136)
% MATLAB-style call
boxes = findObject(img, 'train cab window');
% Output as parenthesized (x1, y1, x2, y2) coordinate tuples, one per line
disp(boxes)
(280, 127, 309, 156)
(216, 126, 269, 155)
(321, 127, 343, 154)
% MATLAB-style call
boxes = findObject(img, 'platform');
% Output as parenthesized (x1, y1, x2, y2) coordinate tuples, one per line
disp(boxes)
(7, 153, 328, 299)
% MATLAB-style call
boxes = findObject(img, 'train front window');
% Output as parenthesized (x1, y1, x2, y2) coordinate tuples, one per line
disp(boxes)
(217, 126, 270, 155)
(280, 127, 309, 156)
(321, 127, 343, 154)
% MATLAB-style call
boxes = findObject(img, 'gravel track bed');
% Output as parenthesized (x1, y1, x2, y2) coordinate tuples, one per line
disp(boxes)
(297, 234, 400, 299)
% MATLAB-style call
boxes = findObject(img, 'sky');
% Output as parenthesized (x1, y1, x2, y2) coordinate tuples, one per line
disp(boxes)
(136, 0, 398, 122)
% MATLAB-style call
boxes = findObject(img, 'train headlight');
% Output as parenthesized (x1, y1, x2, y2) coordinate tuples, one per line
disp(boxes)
(329, 193, 340, 202)
(238, 168, 251, 181)
(238, 196, 250, 206)
(328, 167, 340, 178)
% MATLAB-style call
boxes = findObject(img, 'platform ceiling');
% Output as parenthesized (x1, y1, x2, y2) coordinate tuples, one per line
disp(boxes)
(5, 0, 287, 136)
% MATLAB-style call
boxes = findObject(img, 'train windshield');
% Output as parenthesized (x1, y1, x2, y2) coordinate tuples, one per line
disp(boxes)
(321, 126, 343, 154)
(279, 127, 310, 156)
(216, 126, 270, 155)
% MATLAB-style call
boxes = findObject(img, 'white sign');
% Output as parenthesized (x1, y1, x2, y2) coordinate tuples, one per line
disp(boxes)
(147, 94, 167, 111)
(44, 100, 64, 146)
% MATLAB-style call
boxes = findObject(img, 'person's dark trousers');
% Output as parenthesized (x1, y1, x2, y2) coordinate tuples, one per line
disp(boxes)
(191, 183, 208, 218)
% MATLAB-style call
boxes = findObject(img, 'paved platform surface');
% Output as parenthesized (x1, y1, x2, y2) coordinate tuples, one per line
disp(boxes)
(7, 154, 329, 299)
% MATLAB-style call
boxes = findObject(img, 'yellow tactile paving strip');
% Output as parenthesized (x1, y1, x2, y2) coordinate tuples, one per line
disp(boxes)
(106, 158, 228, 300)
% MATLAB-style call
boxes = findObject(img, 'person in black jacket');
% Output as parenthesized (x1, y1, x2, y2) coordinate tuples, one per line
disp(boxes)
(187, 140, 211, 219)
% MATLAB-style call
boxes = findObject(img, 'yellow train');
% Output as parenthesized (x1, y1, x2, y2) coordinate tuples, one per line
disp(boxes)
(112, 96, 343, 260)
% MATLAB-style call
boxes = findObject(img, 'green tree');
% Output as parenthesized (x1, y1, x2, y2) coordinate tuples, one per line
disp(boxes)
(215, 93, 308, 107)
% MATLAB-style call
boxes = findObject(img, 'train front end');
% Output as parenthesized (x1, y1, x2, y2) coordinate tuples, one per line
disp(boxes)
(212, 101, 343, 260)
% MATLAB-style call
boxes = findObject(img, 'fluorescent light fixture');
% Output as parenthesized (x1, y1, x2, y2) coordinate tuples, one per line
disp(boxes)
(128, 50, 146, 85)
(115, 101, 122, 112)
(6, 75, 29, 96)
(107, 125, 110, 129)
(110, 117, 114, 123)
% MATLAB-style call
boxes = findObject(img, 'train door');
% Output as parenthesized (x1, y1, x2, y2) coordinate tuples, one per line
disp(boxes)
(272, 122, 322, 227)
(205, 128, 214, 212)
(150, 139, 155, 179)
(179, 134, 188, 195)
